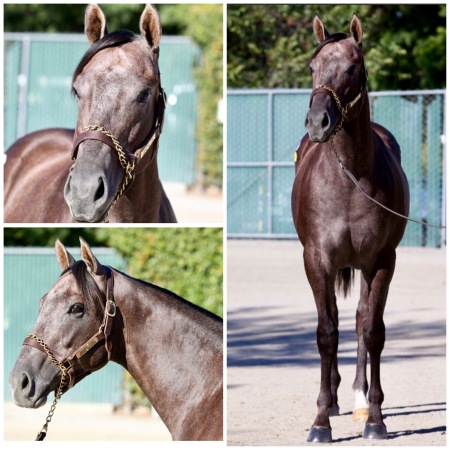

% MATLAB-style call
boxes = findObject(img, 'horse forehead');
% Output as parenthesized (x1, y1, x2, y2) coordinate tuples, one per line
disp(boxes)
(317, 40, 359, 65)
(83, 41, 156, 80)
(46, 273, 81, 299)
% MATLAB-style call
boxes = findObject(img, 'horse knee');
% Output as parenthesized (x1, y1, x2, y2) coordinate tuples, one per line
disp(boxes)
(363, 320, 385, 354)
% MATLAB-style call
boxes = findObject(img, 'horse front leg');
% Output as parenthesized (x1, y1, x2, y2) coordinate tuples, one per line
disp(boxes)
(304, 252, 338, 443)
(361, 255, 396, 440)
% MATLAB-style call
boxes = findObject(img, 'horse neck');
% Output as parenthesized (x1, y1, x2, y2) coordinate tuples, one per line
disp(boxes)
(333, 90, 374, 175)
(110, 271, 222, 438)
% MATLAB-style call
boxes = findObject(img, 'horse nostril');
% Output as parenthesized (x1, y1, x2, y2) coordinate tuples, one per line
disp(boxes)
(21, 372, 31, 396)
(322, 113, 329, 129)
(94, 178, 105, 202)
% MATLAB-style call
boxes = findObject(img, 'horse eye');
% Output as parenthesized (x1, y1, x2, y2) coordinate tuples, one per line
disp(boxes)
(137, 88, 152, 104)
(347, 65, 356, 76)
(72, 87, 80, 100)
(69, 303, 84, 315)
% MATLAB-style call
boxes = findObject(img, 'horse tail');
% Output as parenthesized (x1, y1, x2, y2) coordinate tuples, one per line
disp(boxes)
(336, 267, 355, 298)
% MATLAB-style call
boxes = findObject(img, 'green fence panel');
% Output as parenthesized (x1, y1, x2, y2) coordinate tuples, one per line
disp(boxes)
(4, 34, 200, 185)
(4, 248, 126, 404)
(426, 95, 444, 247)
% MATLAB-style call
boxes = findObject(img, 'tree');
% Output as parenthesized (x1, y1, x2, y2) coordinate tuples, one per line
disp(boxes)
(227, 4, 445, 90)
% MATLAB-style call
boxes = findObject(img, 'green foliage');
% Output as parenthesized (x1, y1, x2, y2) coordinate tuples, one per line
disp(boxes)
(4, 3, 223, 188)
(228, 4, 445, 90)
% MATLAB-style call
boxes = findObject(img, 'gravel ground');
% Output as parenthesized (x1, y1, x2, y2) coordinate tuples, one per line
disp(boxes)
(227, 240, 446, 446)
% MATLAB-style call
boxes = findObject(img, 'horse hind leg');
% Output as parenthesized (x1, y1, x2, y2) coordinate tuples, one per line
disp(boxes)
(329, 296, 341, 417)
(352, 280, 369, 422)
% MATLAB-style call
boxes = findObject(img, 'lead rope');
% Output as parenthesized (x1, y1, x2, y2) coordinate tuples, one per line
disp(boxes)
(329, 137, 446, 229)
(26, 334, 68, 441)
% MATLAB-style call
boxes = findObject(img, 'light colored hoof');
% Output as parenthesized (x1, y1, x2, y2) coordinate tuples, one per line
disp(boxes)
(352, 408, 369, 422)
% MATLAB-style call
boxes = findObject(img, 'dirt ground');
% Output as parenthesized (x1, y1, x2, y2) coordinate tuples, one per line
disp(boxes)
(164, 182, 223, 224)
(4, 402, 171, 441)
(227, 240, 446, 446)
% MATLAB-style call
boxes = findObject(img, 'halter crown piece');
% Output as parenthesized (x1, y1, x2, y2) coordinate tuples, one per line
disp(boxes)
(22, 267, 116, 441)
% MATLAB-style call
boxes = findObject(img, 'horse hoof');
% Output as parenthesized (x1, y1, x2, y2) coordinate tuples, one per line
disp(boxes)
(363, 423, 388, 440)
(352, 408, 369, 422)
(307, 427, 332, 443)
(329, 405, 340, 416)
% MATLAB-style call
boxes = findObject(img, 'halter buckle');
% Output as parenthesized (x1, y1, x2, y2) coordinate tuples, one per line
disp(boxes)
(106, 299, 116, 317)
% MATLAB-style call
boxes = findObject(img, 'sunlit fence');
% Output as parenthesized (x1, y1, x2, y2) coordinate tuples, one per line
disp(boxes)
(228, 89, 446, 247)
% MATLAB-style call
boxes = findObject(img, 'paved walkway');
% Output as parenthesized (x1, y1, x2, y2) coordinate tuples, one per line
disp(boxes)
(227, 240, 446, 446)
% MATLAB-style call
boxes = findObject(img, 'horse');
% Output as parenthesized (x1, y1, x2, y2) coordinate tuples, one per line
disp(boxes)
(291, 15, 409, 442)
(9, 238, 223, 441)
(4, 4, 176, 223)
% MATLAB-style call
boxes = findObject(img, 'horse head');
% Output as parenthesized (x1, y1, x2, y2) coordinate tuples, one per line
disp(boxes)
(305, 14, 367, 142)
(64, 4, 164, 222)
(9, 238, 113, 408)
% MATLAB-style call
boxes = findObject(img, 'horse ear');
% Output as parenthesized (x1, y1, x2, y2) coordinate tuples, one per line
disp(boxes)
(313, 15, 329, 43)
(55, 239, 76, 271)
(79, 237, 106, 276)
(350, 13, 363, 46)
(85, 4, 109, 45)
(140, 4, 161, 50)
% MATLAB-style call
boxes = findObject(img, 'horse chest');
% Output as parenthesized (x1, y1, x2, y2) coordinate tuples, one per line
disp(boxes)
(294, 163, 388, 262)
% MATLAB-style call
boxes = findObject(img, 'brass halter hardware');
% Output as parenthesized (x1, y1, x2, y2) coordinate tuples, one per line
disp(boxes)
(310, 84, 364, 136)
(23, 267, 116, 441)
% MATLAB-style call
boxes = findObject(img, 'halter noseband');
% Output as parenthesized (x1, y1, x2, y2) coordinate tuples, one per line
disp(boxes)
(71, 81, 167, 207)
(309, 81, 366, 137)
(22, 266, 116, 440)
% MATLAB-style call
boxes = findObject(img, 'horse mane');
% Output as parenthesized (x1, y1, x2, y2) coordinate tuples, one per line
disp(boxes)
(61, 260, 106, 322)
(71, 29, 137, 91)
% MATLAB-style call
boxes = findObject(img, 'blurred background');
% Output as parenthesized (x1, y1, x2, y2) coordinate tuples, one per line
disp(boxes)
(4, 4, 223, 223)
(4, 227, 223, 440)
(227, 4, 446, 246)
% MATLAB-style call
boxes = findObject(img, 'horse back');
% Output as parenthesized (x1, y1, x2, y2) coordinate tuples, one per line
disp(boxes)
(4, 128, 75, 222)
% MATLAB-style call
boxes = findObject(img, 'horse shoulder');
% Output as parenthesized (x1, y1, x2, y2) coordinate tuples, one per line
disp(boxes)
(4, 128, 75, 222)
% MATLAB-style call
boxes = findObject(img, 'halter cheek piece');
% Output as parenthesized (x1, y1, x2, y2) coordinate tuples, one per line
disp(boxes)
(22, 266, 116, 440)
(71, 81, 167, 207)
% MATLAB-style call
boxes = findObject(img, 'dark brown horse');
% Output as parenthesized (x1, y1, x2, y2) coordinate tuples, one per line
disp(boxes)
(291, 15, 409, 442)
(9, 238, 223, 440)
(4, 4, 176, 223)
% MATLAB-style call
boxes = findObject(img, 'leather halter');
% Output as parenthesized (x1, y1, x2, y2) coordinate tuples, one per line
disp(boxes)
(71, 81, 167, 201)
(309, 83, 365, 136)
(23, 266, 116, 392)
